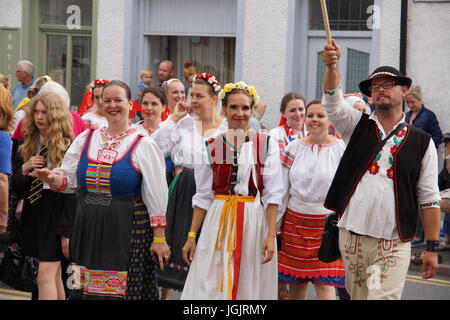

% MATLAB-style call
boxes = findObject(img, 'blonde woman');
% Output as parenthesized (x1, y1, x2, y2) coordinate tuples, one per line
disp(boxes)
(0, 74, 10, 90)
(13, 92, 73, 300)
(0, 86, 14, 234)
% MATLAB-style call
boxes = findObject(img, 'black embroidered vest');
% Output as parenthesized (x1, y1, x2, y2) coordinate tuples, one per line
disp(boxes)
(324, 114, 430, 241)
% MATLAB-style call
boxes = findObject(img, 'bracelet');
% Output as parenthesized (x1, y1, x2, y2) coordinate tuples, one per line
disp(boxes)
(50, 175, 68, 193)
(188, 232, 197, 238)
(426, 240, 440, 253)
(153, 237, 166, 243)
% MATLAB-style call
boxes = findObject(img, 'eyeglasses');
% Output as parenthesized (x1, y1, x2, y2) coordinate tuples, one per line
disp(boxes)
(369, 81, 399, 93)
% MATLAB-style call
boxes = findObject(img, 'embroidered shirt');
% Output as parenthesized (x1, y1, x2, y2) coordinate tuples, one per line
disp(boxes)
(322, 86, 440, 240)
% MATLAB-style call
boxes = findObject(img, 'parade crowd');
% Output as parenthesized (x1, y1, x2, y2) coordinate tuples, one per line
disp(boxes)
(0, 39, 449, 301)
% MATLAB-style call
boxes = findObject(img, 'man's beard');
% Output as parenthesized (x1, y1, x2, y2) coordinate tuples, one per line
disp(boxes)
(375, 102, 393, 111)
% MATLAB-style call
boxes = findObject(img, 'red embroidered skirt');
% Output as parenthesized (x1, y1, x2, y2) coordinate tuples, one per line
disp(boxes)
(278, 208, 345, 284)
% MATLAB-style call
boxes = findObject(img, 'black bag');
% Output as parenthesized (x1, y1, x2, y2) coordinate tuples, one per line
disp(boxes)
(0, 246, 38, 292)
(318, 212, 341, 263)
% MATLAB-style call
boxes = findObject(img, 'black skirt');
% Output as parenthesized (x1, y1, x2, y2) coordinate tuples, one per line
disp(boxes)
(70, 193, 158, 300)
(157, 169, 196, 291)
(20, 190, 64, 262)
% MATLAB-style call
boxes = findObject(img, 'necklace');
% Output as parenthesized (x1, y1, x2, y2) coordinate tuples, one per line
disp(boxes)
(141, 122, 157, 135)
(100, 127, 136, 150)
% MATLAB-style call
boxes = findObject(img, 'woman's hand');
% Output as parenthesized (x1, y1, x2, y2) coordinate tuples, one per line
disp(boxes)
(22, 156, 47, 175)
(28, 168, 54, 184)
(150, 241, 171, 271)
(182, 238, 197, 266)
(261, 235, 276, 264)
(170, 102, 190, 123)
(61, 236, 70, 259)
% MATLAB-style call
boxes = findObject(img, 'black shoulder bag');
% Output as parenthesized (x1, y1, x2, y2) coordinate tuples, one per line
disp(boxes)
(318, 122, 408, 263)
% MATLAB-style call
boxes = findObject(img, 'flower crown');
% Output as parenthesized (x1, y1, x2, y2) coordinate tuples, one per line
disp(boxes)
(218, 81, 260, 105)
(195, 73, 221, 93)
(91, 79, 109, 89)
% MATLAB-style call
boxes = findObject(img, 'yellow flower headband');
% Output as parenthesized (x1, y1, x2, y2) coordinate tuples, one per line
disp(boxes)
(218, 81, 260, 105)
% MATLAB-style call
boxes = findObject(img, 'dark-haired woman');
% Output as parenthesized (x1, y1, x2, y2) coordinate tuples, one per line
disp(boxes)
(134, 87, 167, 137)
(30, 80, 170, 300)
(269, 93, 308, 151)
(152, 73, 227, 297)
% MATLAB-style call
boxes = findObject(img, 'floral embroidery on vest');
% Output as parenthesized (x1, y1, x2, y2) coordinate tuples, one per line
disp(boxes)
(367, 127, 408, 178)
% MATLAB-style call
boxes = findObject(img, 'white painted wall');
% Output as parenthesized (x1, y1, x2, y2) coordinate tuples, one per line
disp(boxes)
(0, 0, 22, 28)
(406, 0, 450, 133)
(96, 0, 128, 81)
(239, 0, 290, 129)
(377, 0, 402, 68)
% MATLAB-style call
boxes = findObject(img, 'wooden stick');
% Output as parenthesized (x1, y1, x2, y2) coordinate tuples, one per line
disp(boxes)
(320, 0, 336, 69)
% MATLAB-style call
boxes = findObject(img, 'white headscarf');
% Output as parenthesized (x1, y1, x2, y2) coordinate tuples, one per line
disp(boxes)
(39, 82, 71, 109)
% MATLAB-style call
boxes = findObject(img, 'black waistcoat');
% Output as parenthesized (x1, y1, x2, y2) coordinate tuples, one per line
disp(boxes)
(324, 114, 430, 241)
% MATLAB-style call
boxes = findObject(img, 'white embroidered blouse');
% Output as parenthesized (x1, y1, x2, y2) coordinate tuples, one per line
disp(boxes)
(151, 115, 228, 169)
(278, 138, 346, 228)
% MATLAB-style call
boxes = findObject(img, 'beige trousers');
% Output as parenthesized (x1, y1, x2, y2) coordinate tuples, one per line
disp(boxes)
(338, 228, 411, 300)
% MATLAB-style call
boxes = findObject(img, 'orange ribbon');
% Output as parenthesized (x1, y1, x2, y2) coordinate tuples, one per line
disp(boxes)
(214, 195, 254, 300)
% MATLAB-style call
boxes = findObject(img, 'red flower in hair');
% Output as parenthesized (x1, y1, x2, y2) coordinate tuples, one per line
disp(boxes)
(195, 73, 221, 92)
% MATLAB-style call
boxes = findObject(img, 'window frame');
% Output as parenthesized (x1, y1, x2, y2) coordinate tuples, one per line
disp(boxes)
(22, 0, 98, 108)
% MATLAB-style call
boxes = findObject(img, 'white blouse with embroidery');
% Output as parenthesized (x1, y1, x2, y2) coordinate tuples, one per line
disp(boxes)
(192, 136, 284, 211)
(151, 115, 228, 169)
(81, 112, 109, 130)
(322, 86, 440, 240)
(269, 125, 308, 151)
(278, 138, 346, 228)
(54, 129, 168, 227)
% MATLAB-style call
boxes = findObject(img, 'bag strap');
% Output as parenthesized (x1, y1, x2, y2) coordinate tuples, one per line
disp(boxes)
(370, 122, 407, 156)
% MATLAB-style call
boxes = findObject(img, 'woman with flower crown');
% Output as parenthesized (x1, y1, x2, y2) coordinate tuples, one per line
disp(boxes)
(151, 73, 227, 298)
(180, 81, 284, 300)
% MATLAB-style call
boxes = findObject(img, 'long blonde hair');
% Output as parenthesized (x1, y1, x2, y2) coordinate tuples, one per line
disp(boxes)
(0, 74, 10, 90)
(0, 85, 14, 132)
(20, 92, 73, 168)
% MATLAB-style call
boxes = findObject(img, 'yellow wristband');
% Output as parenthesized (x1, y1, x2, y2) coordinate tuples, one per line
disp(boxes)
(188, 232, 197, 238)
(153, 237, 166, 243)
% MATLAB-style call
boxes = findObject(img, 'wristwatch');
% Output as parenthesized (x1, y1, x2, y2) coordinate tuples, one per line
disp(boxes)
(425, 240, 440, 253)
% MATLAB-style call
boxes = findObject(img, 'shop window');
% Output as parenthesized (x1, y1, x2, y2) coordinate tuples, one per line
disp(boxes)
(41, 0, 92, 26)
(309, 0, 374, 31)
(39, 0, 93, 109)
(346, 49, 370, 94)
(149, 36, 235, 85)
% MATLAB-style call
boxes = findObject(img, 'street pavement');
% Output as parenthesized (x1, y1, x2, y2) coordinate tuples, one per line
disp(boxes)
(1, 246, 449, 300)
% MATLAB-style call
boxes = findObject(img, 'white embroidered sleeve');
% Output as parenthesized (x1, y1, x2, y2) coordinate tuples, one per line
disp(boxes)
(53, 129, 90, 193)
(322, 86, 363, 144)
(133, 137, 168, 227)
(261, 137, 284, 210)
(192, 162, 214, 211)
(417, 139, 441, 208)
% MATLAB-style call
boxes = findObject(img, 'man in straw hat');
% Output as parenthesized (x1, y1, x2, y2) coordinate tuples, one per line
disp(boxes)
(320, 39, 441, 300)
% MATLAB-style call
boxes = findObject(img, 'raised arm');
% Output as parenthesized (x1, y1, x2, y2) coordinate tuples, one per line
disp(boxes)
(322, 39, 363, 143)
